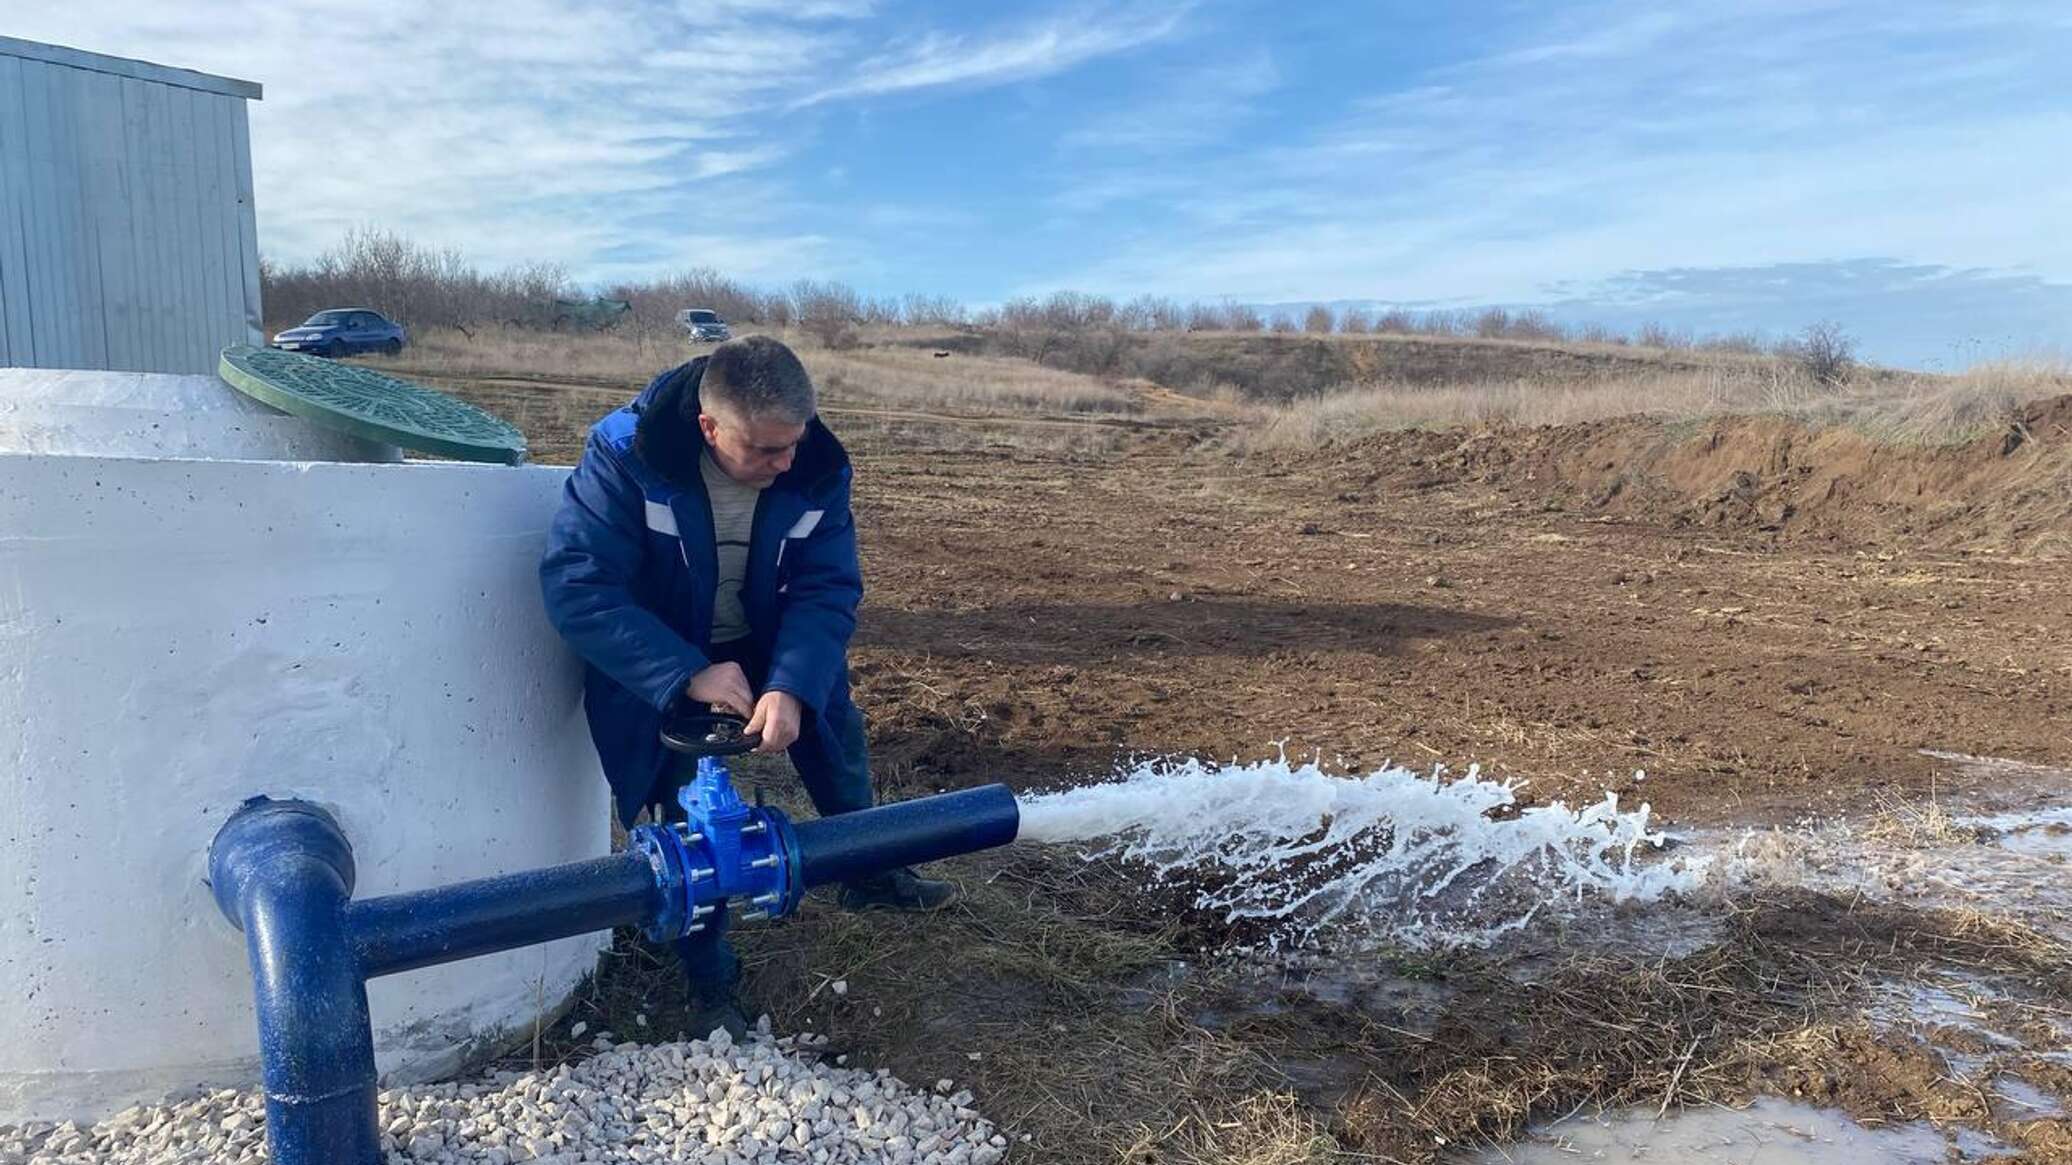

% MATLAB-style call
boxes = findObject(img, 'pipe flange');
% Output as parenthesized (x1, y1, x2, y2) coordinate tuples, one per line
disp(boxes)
(628, 824, 691, 942)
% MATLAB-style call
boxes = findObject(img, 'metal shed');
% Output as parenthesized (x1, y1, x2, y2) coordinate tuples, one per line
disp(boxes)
(0, 37, 263, 375)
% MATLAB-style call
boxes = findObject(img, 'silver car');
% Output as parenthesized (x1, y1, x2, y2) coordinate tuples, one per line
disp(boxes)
(677, 308, 731, 343)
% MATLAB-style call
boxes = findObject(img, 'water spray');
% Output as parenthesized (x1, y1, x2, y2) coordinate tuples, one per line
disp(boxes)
(1015, 754, 1703, 948)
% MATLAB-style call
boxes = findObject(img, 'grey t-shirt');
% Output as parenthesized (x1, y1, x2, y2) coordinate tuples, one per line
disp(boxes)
(700, 450, 764, 644)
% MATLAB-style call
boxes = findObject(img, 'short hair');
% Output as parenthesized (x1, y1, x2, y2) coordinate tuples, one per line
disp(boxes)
(696, 335, 815, 426)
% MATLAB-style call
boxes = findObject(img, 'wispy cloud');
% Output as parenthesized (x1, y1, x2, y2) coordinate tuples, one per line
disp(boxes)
(1035, 0, 2072, 363)
(1058, 49, 1277, 152)
(13, 1, 867, 275)
(9, 0, 2071, 365)
(1536, 259, 2072, 369)
(795, 3, 1191, 106)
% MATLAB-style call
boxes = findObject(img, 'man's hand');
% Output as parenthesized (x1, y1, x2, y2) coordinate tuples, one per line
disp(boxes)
(746, 690, 802, 753)
(686, 662, 754, 719)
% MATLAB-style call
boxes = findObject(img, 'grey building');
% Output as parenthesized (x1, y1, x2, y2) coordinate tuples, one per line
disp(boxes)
(0, 37, 263, 375)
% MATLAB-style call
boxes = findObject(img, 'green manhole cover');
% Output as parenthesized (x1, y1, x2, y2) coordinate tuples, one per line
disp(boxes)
(218, 345, 528, 465)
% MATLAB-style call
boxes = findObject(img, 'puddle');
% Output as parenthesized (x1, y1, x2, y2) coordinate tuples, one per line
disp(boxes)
(1959, 807, 2072, 860)
(1950, 1125, 2022, 1161)
(1470, 1097, 1947, 1163)
(1992, 1076, 2063, 1118)
(1872, 979, 2027, 1049)
(1692, 754, 2072, 944)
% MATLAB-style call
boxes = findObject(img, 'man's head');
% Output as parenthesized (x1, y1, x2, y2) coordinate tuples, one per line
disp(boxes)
(693, 335, 815, 488)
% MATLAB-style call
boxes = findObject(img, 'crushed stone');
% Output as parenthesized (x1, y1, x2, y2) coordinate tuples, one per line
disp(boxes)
(2, 1024, 1005, 1165)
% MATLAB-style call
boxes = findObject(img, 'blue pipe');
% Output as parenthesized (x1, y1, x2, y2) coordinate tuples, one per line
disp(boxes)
(207, 799, 381, 1165)
(347, 853, 657, 978)
(793, 785, 1019, 886)
(209, 785, 1020, 1165)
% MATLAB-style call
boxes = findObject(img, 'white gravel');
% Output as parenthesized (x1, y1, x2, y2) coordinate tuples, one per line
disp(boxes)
(2, 1025, 1007, 1164)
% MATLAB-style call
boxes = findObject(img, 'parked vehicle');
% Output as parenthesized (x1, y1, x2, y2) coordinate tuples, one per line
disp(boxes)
(270, 309, 407, 357)
(676, 308, 731, 343)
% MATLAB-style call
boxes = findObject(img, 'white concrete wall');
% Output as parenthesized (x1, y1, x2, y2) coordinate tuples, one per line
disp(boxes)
(0, 453, 612, 1123)
(0, 368, 397, 461)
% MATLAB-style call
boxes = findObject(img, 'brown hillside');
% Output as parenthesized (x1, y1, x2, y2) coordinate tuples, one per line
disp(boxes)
(911, 329, 1762, 400)
(1296, 394, 2072, 554)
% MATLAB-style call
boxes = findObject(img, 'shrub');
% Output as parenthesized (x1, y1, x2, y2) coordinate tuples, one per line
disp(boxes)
(1473, 307, 1512, 339)
(791, 280, 863, 349)
(896, 293, 966, 328)
(1780, 321, 1855, 386)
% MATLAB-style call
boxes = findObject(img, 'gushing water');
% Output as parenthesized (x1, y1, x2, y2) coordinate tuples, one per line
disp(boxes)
(1015, 755, 1704, 948)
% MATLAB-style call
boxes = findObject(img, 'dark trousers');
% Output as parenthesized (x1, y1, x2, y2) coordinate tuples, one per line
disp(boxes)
(648, 639, 873, 1001)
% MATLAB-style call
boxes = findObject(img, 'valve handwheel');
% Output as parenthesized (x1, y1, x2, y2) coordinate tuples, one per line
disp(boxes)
(660, 711, 764, 757)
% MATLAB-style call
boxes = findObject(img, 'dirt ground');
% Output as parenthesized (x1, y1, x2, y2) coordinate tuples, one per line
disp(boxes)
(843, 405, 2071, 828)
(431, 357, 2072, 1162)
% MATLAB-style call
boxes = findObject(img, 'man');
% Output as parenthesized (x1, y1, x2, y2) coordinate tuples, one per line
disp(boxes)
(540, 334, 953, 1039)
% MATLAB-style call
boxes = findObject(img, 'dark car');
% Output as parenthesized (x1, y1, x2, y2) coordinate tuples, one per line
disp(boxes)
(676, 308, 732, 344)
(270, 309, 407, 357)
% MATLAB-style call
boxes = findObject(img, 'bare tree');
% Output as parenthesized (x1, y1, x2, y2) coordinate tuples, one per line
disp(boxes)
(902, 292, 967, 327)
(1701, 331, 1766, 356)
(1420, 309, 1468, 337)
(790, 280, 864, 349)
(1303, 305, 1336, 334)
(1507, 309, 1565, 342)
(262, 226, 575, 333)
(1780, 321, 1855, 385)
(1636, 320, 1692, 350)
(858, 295, 904, 326)
(1120, 294, 1182, 332)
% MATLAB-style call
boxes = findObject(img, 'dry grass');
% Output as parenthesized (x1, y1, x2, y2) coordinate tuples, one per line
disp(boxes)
(811, 345, 1142, 417)
(387, 328, 2067, 460)
(1124, 1093, 1350, 1165)
(386, 326, 1141, 418)
(394, 326, 664, 385)
(1859, 789, 1989, 849)
(1226, 359, 2072, 452)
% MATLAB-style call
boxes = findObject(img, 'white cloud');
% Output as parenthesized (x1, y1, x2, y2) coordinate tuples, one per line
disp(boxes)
(795, 3, 1191, 106)
(1037, 1, 2072, 309)
(8, 1, 862, 274)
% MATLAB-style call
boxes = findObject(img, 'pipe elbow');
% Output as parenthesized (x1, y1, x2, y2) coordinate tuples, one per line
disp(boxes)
(209, 797, 357, 930)
(206, 797, 380, 1162)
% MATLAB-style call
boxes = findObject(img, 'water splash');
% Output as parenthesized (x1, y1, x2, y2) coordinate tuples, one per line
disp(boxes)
(1015, 755, 1704, 948)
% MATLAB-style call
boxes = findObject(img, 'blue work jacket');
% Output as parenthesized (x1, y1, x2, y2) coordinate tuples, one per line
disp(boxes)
(540, 357, 861, 824)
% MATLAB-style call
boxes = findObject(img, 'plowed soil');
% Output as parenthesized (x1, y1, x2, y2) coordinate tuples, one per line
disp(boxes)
(846, 401, 2072, 825)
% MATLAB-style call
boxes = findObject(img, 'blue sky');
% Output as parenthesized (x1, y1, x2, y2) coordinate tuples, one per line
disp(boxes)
(18, 1, 2072, 368)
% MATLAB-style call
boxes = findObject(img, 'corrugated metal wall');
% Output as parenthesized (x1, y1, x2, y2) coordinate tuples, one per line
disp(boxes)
(0, 42, 262, 375)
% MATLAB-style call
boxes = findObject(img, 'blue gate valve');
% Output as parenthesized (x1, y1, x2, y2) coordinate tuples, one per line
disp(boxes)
(627, 713, 804, 941)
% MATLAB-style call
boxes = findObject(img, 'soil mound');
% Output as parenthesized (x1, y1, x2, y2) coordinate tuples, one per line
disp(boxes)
(1319, 395, 2072, 553)
(913, 330, 1746, 401)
